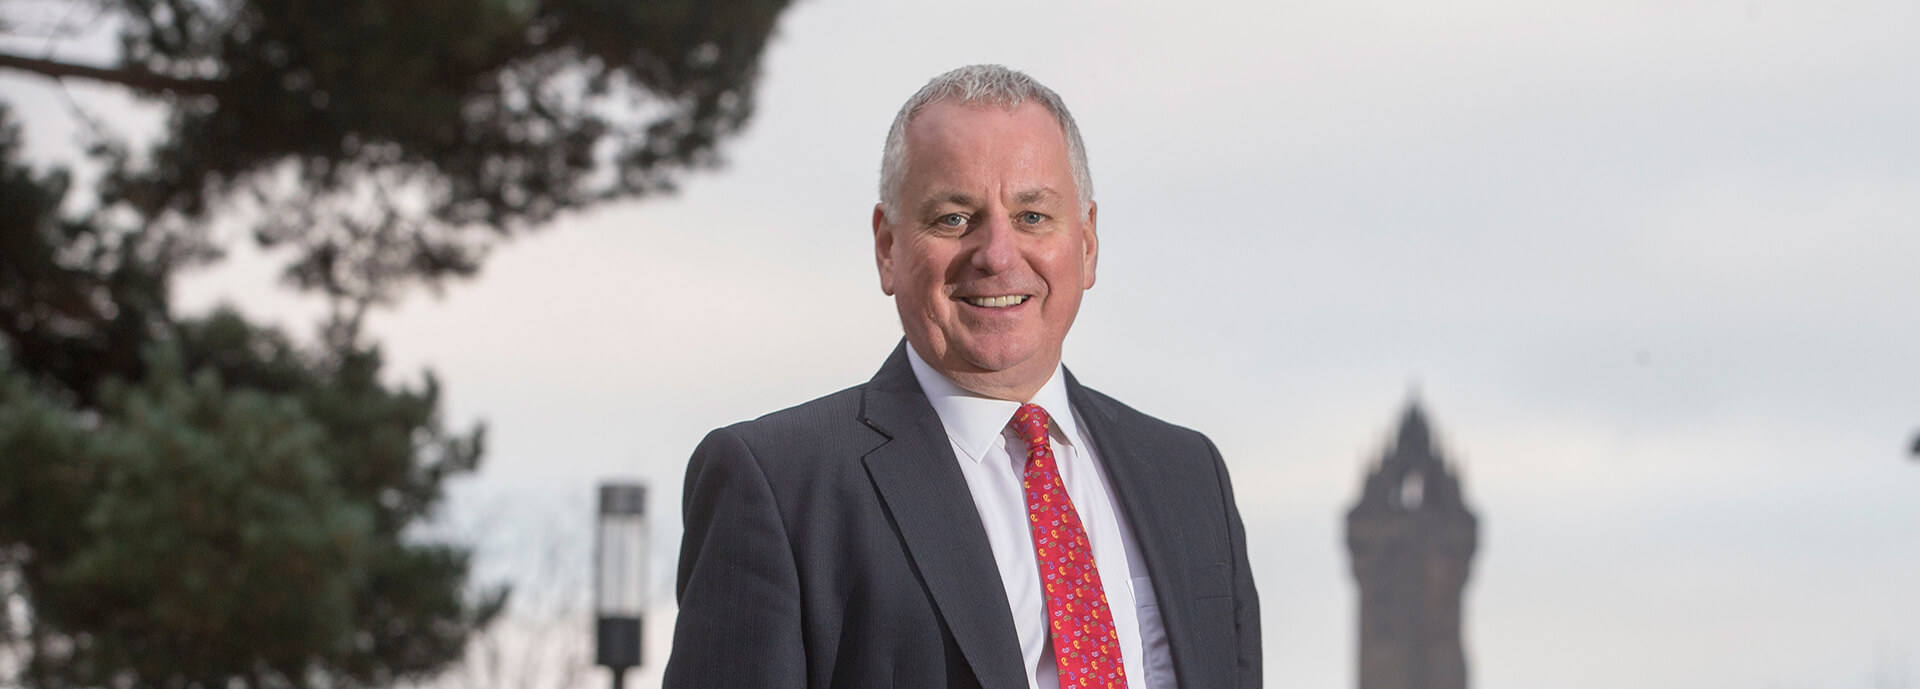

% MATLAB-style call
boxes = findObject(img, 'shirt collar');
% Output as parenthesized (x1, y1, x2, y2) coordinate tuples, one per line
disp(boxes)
(904, 342, 1082, 463)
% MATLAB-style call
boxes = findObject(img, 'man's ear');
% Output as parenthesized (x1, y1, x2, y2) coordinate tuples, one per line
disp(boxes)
(1081, 201, 1099, 290)
(873, 204, 896, 296)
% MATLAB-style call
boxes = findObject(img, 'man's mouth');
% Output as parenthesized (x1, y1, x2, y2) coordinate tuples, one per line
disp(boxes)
(961, 295, 1030, 308)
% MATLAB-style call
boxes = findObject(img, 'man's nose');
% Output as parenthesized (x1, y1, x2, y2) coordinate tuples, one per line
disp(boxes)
(967, 212, 1020, 274)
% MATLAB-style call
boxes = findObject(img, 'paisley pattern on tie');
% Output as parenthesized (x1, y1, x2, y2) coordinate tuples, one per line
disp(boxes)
(1011, 403, 1127, 689)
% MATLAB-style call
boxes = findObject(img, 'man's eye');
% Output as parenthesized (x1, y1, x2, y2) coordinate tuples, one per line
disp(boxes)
(1018, 211, 1046, 225)
(936, 213, 967, 227)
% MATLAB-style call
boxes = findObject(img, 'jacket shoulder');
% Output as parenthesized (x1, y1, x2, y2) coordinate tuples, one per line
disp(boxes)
(728, 384, 866, 439)
(703, 384, 878, 478)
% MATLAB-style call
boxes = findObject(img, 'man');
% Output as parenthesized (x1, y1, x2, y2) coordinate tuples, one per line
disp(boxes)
(664, 65, 1260, 689)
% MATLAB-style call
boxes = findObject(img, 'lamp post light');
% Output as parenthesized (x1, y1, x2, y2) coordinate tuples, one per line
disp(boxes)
(595, 483, 649, 689)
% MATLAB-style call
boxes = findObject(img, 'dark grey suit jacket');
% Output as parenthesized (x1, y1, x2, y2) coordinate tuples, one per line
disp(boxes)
(663, 342, 1261, 688)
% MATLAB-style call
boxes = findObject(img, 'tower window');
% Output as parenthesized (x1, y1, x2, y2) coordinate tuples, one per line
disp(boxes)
(1397, 472, 1425, 510)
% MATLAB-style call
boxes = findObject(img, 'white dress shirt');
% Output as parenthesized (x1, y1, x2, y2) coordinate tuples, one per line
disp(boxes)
(906, 345, 1177, 689)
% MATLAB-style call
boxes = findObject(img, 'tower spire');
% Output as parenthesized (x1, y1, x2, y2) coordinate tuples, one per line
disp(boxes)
(1395, 397, 1433, 462)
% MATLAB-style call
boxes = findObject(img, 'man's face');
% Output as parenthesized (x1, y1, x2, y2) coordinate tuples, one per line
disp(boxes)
(874, 100, 1098, 399)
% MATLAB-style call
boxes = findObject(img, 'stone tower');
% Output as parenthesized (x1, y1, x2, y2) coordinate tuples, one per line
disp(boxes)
(1345, 401, 1478, 689)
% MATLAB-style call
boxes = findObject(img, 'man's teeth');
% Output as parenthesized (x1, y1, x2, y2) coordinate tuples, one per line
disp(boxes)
(964, 295, 1029, 308)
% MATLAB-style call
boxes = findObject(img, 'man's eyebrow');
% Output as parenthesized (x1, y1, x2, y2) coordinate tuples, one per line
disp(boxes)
(1012, 188, 1061, 206)
(917, 192, 982, 216)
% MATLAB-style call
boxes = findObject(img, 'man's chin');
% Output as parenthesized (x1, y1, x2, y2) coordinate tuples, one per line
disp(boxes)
(950, 344, 1056, 378)
(908, 329, 1056, 378)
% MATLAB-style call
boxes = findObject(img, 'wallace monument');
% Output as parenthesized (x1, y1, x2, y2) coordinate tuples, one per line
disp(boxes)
(1345, 402, 1480, 689)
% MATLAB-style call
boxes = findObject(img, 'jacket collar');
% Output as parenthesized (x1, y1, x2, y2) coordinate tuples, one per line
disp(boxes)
(859, 341, 1029, 689)
(1064, 368, 1212, 689)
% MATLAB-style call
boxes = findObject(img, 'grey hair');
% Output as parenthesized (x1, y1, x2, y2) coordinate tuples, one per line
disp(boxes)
(878, 64, 1093, 221)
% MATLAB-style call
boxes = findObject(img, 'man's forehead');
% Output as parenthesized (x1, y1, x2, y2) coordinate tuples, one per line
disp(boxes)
(904, 104, 1069, 167)
(894, 99, 1079, 215)
(916, 187, 1066, 212)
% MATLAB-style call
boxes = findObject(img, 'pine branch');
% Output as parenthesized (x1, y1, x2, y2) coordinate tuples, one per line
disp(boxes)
(0, 52, 216, 96)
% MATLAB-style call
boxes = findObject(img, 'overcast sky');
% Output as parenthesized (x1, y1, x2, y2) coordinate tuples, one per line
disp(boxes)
(8, 0, 1920, 686)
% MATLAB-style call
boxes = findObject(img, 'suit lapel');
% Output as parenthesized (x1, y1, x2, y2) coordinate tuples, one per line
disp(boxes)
(1065, 370, 1207, 689)
(860, 343, 1027, 689)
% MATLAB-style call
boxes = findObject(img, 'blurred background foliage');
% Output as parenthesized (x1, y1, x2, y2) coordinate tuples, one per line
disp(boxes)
(0, 0, 793, 685)
(0, 321, 496, 687)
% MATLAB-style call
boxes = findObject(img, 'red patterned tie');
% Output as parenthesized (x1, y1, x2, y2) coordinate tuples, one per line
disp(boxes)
(1011, 403, 1127, 689)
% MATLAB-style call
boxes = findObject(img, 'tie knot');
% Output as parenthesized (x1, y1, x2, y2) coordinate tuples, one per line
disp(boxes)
(1011, 403, 1051, 449)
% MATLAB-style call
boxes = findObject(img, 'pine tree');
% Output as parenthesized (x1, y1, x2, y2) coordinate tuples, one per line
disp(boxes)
(0, 0, 794, 685)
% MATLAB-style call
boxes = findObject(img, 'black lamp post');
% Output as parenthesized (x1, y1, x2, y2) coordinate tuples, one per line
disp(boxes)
(595, 483, 649, 689)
